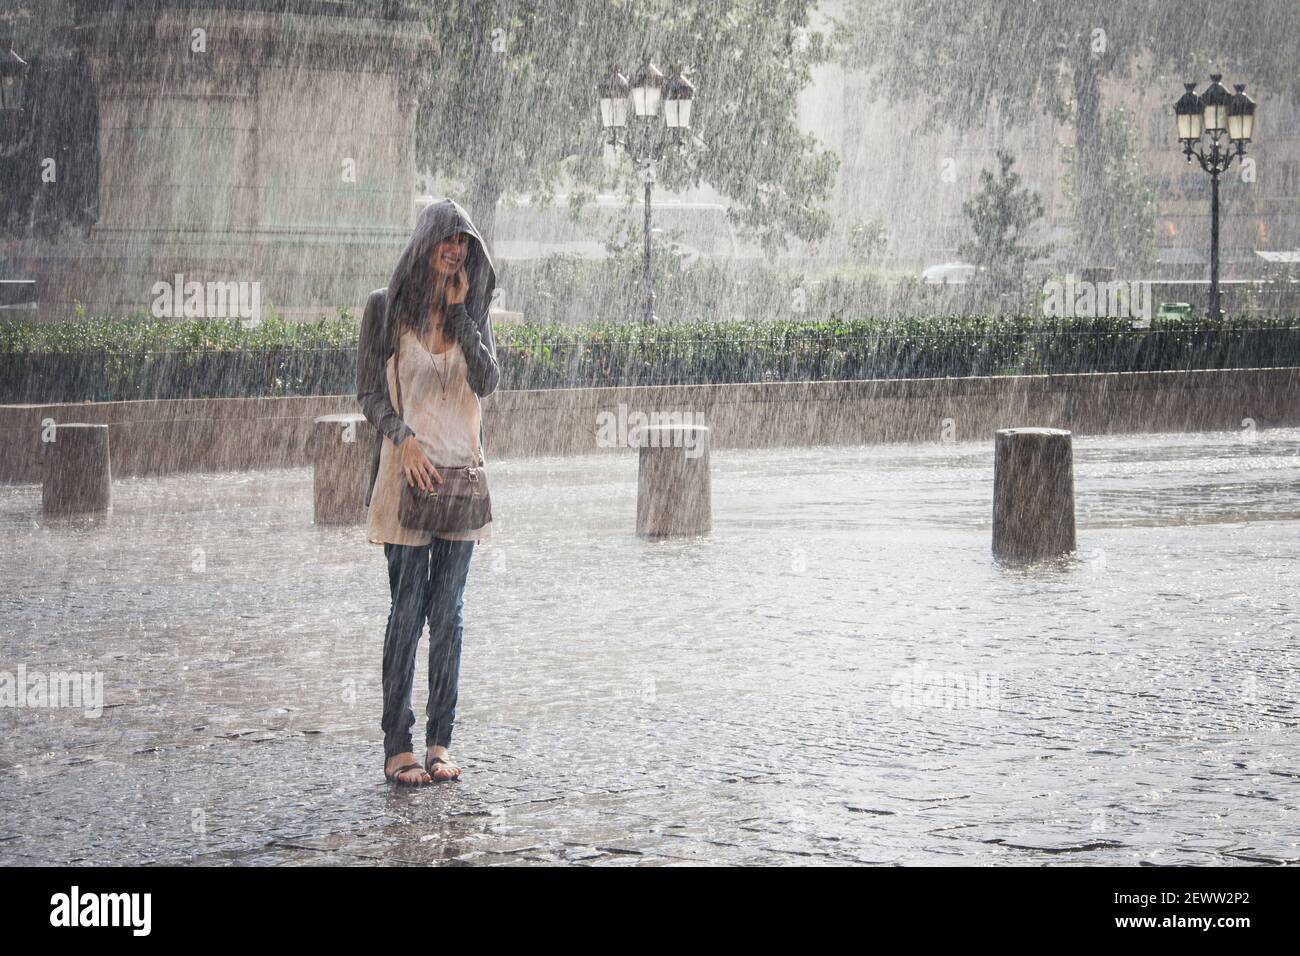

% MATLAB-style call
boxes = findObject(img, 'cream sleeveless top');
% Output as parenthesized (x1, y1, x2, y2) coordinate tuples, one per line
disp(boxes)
(365, 328, 492, 545)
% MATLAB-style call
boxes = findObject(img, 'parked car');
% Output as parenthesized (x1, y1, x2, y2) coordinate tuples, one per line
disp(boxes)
(0, 280, 38, 312)
(921, 261, 980, 285)
(1156, 302, 1193, 320)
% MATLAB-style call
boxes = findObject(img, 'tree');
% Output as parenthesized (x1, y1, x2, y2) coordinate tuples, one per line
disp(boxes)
(414, 0, 839, 251)
(837, 0, 1300, 269)
(1061, 107, 1157, 273)
(847, 216, 888, 262)
(958, 150, 1050, 297)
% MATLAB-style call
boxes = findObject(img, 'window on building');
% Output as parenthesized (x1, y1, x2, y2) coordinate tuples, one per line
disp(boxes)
(1263, 98, 1300, 137)
(1280, 161, 1300, 198)
(984, 101, 1006, 150)
(1149, 106, 1168, 147)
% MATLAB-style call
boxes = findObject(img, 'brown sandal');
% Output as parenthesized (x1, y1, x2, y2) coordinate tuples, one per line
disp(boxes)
(425, 755, 462, 782)
(385, 760, 430, 786)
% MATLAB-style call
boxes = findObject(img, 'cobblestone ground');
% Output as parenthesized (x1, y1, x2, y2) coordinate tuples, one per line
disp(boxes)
(1, 430, 1297, 866)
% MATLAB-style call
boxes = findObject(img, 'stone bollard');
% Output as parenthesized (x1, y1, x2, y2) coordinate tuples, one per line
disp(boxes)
(42, 423, 112, 516)
(635, 424, 711, 537)
(313, 413, 376, 525)
(992, 427, 1077, 562)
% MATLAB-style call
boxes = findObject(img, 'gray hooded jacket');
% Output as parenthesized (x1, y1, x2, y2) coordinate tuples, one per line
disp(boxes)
(357, 198, 501, 507)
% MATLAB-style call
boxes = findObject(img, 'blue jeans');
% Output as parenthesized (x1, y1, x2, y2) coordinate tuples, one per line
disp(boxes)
(380, 538, 475, 759)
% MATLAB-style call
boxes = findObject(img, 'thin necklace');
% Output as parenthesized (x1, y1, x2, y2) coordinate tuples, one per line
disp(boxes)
(420, 316, 451, 397)
(431, 349, 450, 397)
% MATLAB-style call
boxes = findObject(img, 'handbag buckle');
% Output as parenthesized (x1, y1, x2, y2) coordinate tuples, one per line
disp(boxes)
(465, 467, 479, 483)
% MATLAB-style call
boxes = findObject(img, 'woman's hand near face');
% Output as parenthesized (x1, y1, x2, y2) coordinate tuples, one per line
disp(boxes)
(399, 435, 442, 492)
(446, 266, 468, 305)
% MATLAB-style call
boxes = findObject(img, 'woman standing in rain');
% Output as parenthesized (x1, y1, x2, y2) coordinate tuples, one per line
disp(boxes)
(356, 198, 500, 786)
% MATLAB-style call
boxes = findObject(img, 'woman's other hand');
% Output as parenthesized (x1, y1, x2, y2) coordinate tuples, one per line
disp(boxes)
(400, 436, 442, 493)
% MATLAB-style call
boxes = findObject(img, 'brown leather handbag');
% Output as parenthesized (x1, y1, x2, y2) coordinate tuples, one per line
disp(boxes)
(392, 328, 492, 534)
(398, 462, 492, 533)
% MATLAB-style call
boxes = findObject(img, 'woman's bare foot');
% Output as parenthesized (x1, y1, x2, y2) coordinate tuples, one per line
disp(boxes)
(425, 745, 462, 781)
(385, 752, 432, 785)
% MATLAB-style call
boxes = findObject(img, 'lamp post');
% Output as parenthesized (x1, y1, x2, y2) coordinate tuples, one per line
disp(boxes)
(1174, 74, 1256, 319)
(598, 59, 696, 325)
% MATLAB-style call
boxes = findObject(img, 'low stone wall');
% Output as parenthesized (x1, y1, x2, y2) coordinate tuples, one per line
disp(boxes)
(2, 367, 1296, 484)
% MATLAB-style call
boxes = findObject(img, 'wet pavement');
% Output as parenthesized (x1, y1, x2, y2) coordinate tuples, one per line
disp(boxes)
(1, 429, 1298, 866)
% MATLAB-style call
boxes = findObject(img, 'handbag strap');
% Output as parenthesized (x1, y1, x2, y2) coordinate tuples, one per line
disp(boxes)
(393, 310, 405, 420)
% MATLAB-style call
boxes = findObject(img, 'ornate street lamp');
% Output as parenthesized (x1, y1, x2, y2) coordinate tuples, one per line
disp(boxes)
(663, 64, 695, 144)
(597, 57, 700, 325)
(628, 59, 664, 119)
(1200, 74, 1231, 135)
(1174, 73, 1257, 319)
(1228, 83, 1256, 144)
(598, 68, 630, 145)
(1173, 83, 1203, 142)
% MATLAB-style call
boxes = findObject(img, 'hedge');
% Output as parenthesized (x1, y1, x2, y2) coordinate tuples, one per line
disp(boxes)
(2, 314, 1298, 403)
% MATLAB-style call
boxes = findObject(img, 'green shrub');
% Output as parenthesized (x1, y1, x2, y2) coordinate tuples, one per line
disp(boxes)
(2, 313, 1297, 403)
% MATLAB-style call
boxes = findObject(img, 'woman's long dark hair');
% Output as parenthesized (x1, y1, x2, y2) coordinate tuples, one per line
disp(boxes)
(388, 251, 453, 416)
(389, 243, 454, 352)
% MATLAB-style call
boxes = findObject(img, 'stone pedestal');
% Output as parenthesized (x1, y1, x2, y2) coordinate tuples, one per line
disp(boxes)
(635, 424, 711, 537)
(18, 2, 434, 323)
(42, 423, 112, 515)
(313, 413, 376, 525)
(992, 427, 1076, 562)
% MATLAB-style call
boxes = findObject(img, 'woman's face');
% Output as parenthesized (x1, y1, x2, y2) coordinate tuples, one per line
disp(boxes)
(430, 233, 469, 277)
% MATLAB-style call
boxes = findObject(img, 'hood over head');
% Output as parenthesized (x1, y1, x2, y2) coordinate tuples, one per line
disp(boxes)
(383, 198, 496, 349)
